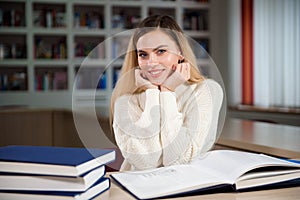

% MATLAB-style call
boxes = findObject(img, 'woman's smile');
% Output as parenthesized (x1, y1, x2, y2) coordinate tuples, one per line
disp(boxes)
(147, 68, 165, 78)
(141, 66, 172, 85)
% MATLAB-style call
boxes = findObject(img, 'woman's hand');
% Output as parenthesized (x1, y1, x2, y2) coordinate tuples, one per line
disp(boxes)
(135, 68, 158, 90)
(161, 62, 191, 92)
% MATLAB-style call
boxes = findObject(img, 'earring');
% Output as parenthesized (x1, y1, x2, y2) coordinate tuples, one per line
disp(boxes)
(178, 56, 185, 63)
(179, 54, 185, 63)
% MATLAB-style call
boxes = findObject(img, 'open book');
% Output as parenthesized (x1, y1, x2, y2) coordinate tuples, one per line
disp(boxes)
(111, 150, 300, 199)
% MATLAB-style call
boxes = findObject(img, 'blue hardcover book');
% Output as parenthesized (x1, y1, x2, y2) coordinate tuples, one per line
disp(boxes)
(0, 177, 110, 200)
(0, 166, 105, 191)
(0, 146, 115, 177)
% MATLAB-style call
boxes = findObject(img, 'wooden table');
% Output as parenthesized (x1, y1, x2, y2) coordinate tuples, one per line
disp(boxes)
(217, 118, 300, 158)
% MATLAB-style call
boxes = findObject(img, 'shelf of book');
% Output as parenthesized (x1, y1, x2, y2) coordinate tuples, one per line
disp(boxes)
(34, 66, 68, 91)
(0, 0, 212, 109)
(0, 66, 27, 91)
(0, 34, 27, 59)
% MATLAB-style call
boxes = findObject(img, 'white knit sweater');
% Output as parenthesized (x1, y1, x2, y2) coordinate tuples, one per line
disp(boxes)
(113, 79, 223, 171)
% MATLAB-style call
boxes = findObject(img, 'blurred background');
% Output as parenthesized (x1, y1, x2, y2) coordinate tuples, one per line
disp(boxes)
(0, 0, 299, 136)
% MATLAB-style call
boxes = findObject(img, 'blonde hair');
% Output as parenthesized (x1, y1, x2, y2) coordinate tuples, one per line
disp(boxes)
(109, 15, 205, 134)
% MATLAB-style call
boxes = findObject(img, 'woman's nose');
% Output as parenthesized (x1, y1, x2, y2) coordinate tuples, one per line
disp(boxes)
(148, 53, 159, 65)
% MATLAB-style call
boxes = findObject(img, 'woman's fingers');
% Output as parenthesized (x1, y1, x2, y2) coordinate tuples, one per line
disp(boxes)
(135, 69, 157, 89)
(176, 62, 190, 80)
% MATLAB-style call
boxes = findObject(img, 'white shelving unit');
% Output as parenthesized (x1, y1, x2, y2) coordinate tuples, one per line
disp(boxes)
(0, 0, 211, 110)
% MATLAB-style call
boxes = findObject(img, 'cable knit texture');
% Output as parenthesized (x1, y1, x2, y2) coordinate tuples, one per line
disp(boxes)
(113, 79, 223, 171)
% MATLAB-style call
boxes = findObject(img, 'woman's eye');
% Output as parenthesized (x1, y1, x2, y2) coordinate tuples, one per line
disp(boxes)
(157, 49, 166, 54)
(138, 53, 147, 58)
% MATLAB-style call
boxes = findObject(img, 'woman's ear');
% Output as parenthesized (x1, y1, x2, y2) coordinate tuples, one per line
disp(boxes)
(178, 54, 185, 63)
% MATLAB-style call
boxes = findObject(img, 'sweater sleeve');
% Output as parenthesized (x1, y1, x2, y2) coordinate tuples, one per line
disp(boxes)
(160, 79, 223, 166)
(113, 89, 162, 170)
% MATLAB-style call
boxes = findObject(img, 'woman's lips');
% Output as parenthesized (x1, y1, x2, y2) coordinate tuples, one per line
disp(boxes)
(147, 69, 165, 78)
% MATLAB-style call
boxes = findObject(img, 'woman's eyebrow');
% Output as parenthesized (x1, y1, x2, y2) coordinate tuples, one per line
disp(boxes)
(153, 45, 168, 51)
(137, 45, 168, 53)
(137, 49, 146, 53)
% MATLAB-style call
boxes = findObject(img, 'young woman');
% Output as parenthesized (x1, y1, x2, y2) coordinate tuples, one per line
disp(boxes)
(110, 15, 223, 171)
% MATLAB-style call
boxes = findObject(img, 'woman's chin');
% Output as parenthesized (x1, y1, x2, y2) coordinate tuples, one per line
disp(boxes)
(149, 78, 165, 86)
(147, 74, 169, 86)
(145, 69, 172, 86)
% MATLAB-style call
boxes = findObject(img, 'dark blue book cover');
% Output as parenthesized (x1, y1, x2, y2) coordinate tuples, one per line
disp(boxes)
(0, 166, 106, 191)
(0, 177, 110, 200)
(0, 146, 115, 176)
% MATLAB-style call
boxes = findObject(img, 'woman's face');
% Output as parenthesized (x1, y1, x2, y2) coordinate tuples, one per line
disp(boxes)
(136, 30, 182, 85)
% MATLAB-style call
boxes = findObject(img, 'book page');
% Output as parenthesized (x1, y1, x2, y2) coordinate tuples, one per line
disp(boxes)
(191, 150, 300, 183)
(112, 164, 228, 199)
(238, 169, 300, 181)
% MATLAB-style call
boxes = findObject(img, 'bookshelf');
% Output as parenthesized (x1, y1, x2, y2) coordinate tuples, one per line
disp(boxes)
(0, 0, 211, 110)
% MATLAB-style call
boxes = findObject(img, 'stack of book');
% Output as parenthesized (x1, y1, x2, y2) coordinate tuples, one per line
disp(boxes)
(0, 145, 116, 200)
